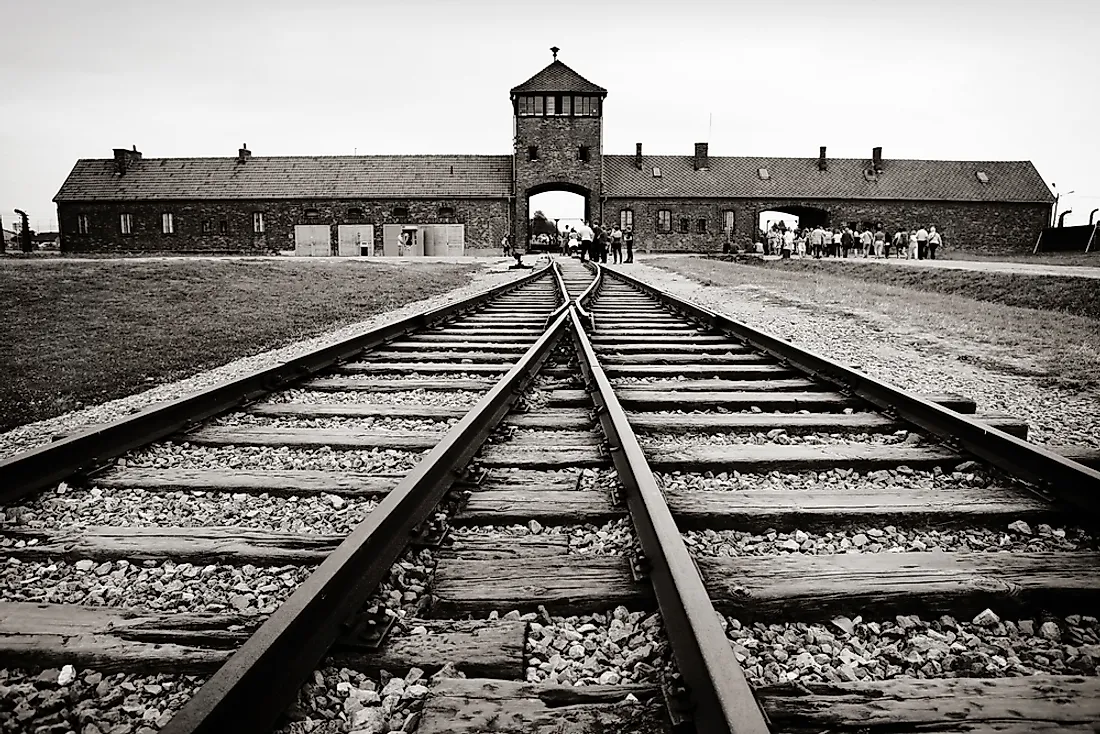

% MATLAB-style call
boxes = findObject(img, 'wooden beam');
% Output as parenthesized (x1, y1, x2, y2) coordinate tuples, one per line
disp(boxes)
(612, 378, 822, 392)
(247, 403, 466, 419)
(645, 444, 963, 472)
(185, 426, 440, 450)
(94, 468, 399, 497)
(476, 445, 606, 469)
(605, 365, 796, 378)
(304, 377, 495, 392)
(598, 354, 769, 365)
(628, 411, 1026, 437)
(456, 489, 621, 525)
(505, 409, 593, 429)
(418, 678, 667, 734)
(336, 363, 510, 375)
(758, 675, 1100, 733)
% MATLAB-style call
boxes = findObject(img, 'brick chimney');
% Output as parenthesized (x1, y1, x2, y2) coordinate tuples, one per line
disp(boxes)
(113, 145, 142, 175)
(635, 143, 643, 170)
(818, 146, 827, 171)
(694, 142, 709, 171)
(238, 143, 251, 163)
(872, 146, 883, 172)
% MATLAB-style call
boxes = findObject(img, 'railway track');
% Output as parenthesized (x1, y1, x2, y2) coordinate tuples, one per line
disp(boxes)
(2, 256, 1100, 733)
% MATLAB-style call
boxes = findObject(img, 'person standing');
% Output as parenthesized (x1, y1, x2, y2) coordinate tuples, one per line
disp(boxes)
(927, 226, 942, 259)
(874, 227, 886, 258)
(916, 225, 929, 260)
(840, 226, 853, 258)
(809, 225, 824, 259)
(610, 225, 624, 264)
(782, 227, 795, 259)
(501, 233, 511, 258)
(577, 221, 594, 261)
(908, 229, 919, 260)
(831, 228, 842, 258)
(623, 226, 634, 263)
(893, 229, 907, 258)
(859, 228, 873, 258)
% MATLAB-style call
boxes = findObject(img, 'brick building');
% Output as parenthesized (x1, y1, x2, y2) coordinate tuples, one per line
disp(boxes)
(54, 54, 1054, 255)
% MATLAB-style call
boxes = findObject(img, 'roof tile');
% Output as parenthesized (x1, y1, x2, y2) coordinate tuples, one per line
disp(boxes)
(510, 60, 606, 95)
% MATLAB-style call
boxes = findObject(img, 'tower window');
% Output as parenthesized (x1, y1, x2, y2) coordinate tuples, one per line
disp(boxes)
(578, 146, 590, 162)
(546, 95, 556, 115)
(574, 96, 592, 116)
(528, 146, 539, 162)
(533, 96, 544, 115)
(392, 206, 409, 218)
(77, 214, 89, 234)
(561, 95, 571, 116)
(678, 217, 690, 234)
(657, 210, 671, 233)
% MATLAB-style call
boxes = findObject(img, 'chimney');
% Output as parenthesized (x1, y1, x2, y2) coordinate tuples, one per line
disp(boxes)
(818, 146, 827, 171)
(238, 143, 251, 163)
(872, 146, 883, 172)
(113, 145, 142, 175)
(635, 143, 643, 170)
(694, 142, 709, 171)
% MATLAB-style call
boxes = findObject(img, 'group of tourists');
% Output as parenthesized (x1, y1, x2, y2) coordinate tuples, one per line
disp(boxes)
(563, 221, 634, 264)
(759, 223, 944, 260)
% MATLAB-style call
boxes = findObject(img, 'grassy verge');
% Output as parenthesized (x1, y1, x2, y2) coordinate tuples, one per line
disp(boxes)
(731, 258, 1100, 320)
(939, 251, 1100, 266)
(0, 259, 480, 432)
(651, 257, 1100, 396)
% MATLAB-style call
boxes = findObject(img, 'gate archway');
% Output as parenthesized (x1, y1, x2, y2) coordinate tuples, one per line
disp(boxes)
(518, 182, 592, 251)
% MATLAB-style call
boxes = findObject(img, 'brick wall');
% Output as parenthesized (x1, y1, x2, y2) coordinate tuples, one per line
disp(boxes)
(514, 116, 602, 246)
(58, 198, 511, 254)
(605, 197, 1051, 254)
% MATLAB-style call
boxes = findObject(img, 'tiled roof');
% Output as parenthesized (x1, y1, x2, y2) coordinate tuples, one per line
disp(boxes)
(604, 155, 1054, 204)
(54, 155, 514, 202)
(510, 60, 606, 95)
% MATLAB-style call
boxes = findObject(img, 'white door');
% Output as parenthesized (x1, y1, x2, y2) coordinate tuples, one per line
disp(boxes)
(294, 225, 331, 257)
(446, 224, 465, 256)
(338, 225, 374, 256)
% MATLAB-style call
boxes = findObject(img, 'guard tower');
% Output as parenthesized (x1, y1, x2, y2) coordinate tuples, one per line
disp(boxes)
(510, 48, 607, 248)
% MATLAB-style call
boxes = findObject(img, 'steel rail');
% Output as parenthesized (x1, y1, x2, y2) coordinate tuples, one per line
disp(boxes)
(0, 265, 552, 504)
(573, 259, 601, 326)
(566, 305, 771, 734)
(602, 266, 1100, 510)
(544, 259, 572, 327)
(161, 308, 572, 734)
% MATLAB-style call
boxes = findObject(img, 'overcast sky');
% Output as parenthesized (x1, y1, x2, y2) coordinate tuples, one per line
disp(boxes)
(2, 0, 1097, 233)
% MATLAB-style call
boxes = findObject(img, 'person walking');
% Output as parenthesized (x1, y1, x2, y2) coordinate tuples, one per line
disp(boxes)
(927, 226, 942, 259)
(916, 226, 929, 260)
(893, 229, 907, 258)
(908, 229, 919, 260)
(831, 228, 842, 258)
(874, 227, 886, 258)
(623, 226, 634, 263)
(501, 234, 511, 258)
(809, 225, 824, 258)
(840, 226, 853, 258)
(610, 225, 624, 264)
(782, 227, 795, 259)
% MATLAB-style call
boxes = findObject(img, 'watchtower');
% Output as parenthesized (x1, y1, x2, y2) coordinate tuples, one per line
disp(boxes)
(510, 48, 607, 247)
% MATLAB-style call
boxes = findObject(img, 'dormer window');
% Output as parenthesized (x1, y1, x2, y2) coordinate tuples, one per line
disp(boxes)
(652, 166, 662, 178)
(976, 171, 990, 184)
(758, 168, 770, 180)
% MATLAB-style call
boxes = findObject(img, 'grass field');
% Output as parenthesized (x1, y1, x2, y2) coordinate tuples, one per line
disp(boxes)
(733, 258, 1100, 320)
(939, 251, 1100, 267)
(0, 258, 479, 432)
(652, 257, 1100, 396)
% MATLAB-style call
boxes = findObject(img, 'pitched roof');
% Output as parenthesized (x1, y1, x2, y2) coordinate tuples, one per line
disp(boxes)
(510, 60, 606, 96)
(604, 155, 1054, 204)
(54, 155, 513, 202)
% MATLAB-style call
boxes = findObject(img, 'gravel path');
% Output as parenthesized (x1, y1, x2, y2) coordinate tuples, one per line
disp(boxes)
(0, 667, 204, 734)
(0, 558, 312, 614)
(0, 265, 528, 460)
(4, 485, 376, 534)
(725, 612, 1100, 685)
(610, 261, 1100, 447)
(684, 522, 1097, 556)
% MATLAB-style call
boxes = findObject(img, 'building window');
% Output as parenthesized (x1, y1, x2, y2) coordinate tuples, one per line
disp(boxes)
(253, 212, 265, 234)
(201, 219, 213, 234)
(656, 210, 671, 233)
(304, 208, 320, 218)
(162, 213, 174, 234)
(438, 206, 455, 218)
(976, 171, 990, 183)
(758, 167, 770, 180)
(678, 217, 690, 234)
(533, 96, 544, 115)
(620, 209, 634, 231)
(546, 95, 556, 115)
(392, 206, 409, 218)
(219, 220, 229, 235)
(696, 218, 707, 234)
(77, 214, 89, 234)
(347, 207, 364, 218)
(120, 213, 133, 235)
(723, 210, 736, 239)
(518, 96, 532, 116)
(528, 146, 539, 162)
(652, 167, 662, 178)
(578, 146, 590, 162)
(561, 95, 571, 116)
(574, 96, 592, 116)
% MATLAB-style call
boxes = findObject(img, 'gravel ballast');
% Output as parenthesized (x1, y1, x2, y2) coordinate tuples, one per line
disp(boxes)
(655, 465, 1011, 492)
(451, 519, 635, 555)
(725, 612, 1100, 685)
(123, 444, 420, 473)
(264, 388, 483, 407)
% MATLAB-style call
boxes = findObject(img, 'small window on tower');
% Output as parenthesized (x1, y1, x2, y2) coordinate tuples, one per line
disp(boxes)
(578, 146, 590, 162)
(562, 95, 572, 116)
(534, 96, 544, 115)
(528, 146, 540, 162)
(546, 96, 556, 115)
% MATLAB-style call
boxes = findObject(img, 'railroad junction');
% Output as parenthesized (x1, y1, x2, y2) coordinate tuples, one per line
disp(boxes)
(0, 255, 1099, 733)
